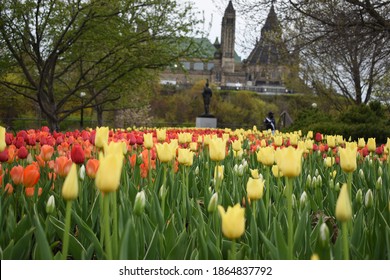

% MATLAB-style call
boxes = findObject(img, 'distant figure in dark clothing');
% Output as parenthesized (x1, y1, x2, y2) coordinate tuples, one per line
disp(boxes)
(202, 80, 212, 115)
(264, 111, 276, 132)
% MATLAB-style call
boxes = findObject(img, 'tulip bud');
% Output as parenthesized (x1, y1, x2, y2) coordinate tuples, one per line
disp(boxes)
(159, 184, 166, 199)
(315, 169, 319, 177)
(238, 164, 244, 177)
(46, 195, 55, 214)
(359, 169, 365, 180)
(319, 223, 330, 248)
(79, 164, 85, 181)
(376, 176, 382, 190)
(335, 182, 340, 192)
(300, 191, 308, 208)
(378, 166, 383, 177)
(311, 176, 317, 189)
(305, 174, 312, 189)
(355, 189, 363, 206)
(364, 189, 374, 208)
(133, 191, 146, 216)
(316, 175, 322, 188)
(329, 178, 334, 190)
(194, 166, 199, 175)
(208, 193, 218, 213)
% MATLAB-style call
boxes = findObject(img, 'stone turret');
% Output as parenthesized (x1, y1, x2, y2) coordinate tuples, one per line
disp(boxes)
(220, 0, 236, 73)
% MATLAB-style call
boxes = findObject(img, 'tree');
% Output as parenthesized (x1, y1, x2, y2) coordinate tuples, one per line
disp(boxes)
(232, 0, 390, 105)
(0, 0, 204, 130)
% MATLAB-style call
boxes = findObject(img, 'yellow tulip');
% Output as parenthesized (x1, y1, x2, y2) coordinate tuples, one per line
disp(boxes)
(260, 139, 267, 147)
(246, 177, 264, 201)
(95, 126, 109, 149)
(339, 146, 357, 173)
(0, 126, 6, 152)
(104, 141, 124, 157)
(231, 139, 242, 152)
(178, 132, 192, 144)
(218, 204, 245, 240)
(357, 138, 366, 149)
(336, 135, 344, 145)
(203, 134, 211, 146)
(222, 133, 230, 142)
(367, 138, 376, 152)
(209, 138, 226, 161)
(250, 169, 260, 179)
(233, 149, 243, 158)
(324, 157, 334, 167)
(189, 142, 198, 151)
(385, 138, 390, 154)
(345, 141, 357, 150)
(277, 146, 302, 178)
(214, 165, 224, 181)
(289, 134, 299, 146)
(156, 129, 166, 142)
(273, 135, 283, 147)
(95, 154, 123, 193)
(307, 131, 313, 139)
(327, 135, 336, 148)
(156, 142, 175, 163)
(143, 133, 154, 149)
(272, 164, 283, 178)
(62, 163, 79, 201)
(335, 183, 352, 222)
(178, 148, 194, 166)
(256, 146, 275, 166)
(305, 139, 313, 150)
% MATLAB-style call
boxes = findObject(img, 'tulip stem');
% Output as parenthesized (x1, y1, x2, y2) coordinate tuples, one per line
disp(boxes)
(229, 239, 237, 260)
(347, 172, 353, 202)
(265, 165, 270, 214)
(62, 200, 72, 260)
(148, 148, 152, 189)
(342, 222, 349, 260)
(112, 192, 118, 259)
(103, 193, 113, 260)
(286, 177, 294, 260)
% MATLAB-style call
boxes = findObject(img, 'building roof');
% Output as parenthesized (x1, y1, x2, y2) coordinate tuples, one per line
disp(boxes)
(246, 5, 286, 65)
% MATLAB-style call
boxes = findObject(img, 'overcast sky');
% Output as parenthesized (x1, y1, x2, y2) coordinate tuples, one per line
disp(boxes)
(186, 0, 248, 58)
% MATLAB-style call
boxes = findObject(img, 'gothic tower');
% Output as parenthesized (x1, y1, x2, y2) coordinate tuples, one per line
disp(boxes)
(220, 0, 236, 73)
(245, 4, 289, 87)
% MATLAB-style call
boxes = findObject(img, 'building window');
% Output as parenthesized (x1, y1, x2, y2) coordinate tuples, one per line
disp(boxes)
(193, 62, 204, 71)
(207, 63, 214, 70)
(182, 62, 190, 70)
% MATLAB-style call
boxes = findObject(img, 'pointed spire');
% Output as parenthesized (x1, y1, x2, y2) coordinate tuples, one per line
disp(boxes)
(225, 0, 235, 13)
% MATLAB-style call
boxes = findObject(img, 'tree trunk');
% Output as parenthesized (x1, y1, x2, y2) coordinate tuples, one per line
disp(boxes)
(96, 104, 104, 127)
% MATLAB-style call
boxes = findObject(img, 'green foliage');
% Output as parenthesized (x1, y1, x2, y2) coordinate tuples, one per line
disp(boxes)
(289, 103, 390, 143)
(151, 86, 277, 128)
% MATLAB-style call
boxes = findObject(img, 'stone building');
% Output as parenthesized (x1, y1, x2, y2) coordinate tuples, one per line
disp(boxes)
(160, 1, 295, 94)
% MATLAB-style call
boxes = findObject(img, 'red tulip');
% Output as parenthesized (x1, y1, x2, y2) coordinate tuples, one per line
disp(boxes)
(17, 146, 28, 159)
(71, 144, 85, 164)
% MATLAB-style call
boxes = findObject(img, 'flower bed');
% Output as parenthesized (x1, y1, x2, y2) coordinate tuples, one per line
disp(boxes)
(0, 126, 389, 259)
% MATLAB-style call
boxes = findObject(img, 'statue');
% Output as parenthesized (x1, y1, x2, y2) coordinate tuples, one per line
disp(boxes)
(202, 80, 212, 116)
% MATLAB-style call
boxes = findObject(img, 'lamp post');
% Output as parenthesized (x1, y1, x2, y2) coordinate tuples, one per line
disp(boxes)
(80, 92, 86, 128)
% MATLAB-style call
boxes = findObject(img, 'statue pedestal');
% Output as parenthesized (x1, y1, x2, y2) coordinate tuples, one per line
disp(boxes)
(196, 115, 217, 128)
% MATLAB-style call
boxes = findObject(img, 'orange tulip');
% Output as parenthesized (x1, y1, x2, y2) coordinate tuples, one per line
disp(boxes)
(40, 144, 54, 161)
(25, 187, 42, 197)
(86, 158, 99, 179)
(54, 156, 73, 177)
(23, 164, 40, 188)
(4, 183, 14, 194)
(10, 165, 24, 185)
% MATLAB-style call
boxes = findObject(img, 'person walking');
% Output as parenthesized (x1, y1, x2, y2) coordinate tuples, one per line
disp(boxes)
(264, 111, 276, 133)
